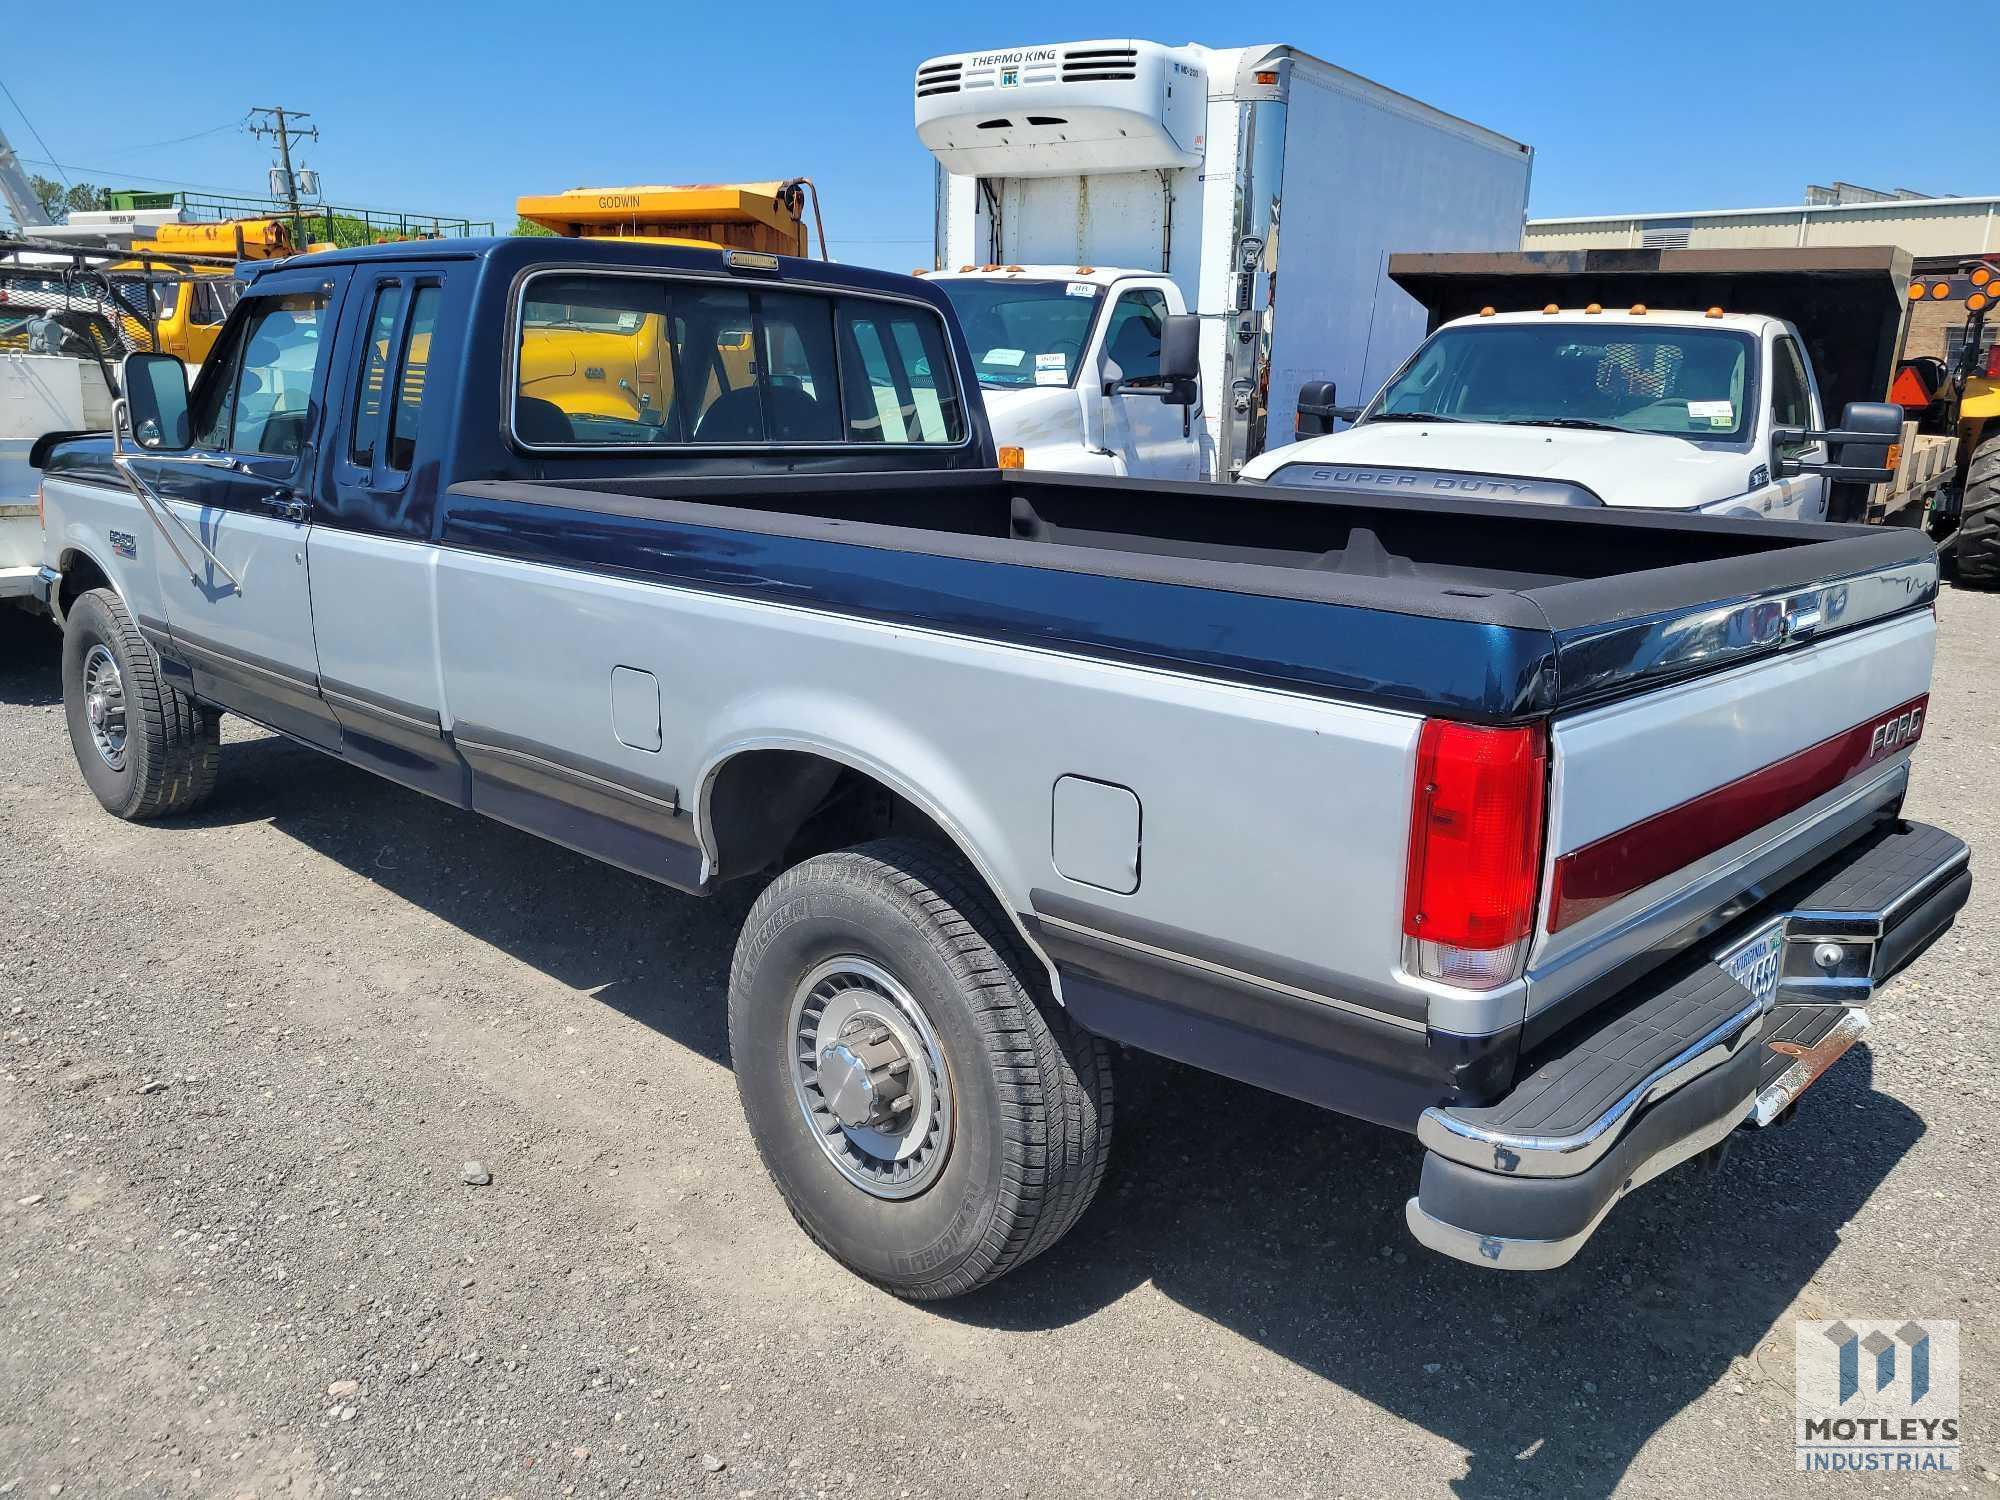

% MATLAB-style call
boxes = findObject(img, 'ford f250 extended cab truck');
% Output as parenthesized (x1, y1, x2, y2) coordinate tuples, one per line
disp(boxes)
(31, 237, 1969, 1297)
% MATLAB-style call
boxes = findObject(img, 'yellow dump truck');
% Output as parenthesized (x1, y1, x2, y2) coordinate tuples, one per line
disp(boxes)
(511, 181, 823, 433)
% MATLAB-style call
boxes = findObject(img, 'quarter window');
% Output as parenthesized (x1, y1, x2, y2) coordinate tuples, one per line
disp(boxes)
(388, 285, 441, 471)
(350, 283, 405, 466)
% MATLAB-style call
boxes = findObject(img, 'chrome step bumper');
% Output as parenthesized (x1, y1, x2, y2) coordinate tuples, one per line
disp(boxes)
(1406, 820, 1969, 1271)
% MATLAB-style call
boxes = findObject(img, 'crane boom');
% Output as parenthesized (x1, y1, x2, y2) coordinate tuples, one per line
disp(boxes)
(0, 124, 53, 229)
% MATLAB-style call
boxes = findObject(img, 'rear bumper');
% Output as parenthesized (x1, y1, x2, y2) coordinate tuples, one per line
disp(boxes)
(1406, 820, 1969, 1270)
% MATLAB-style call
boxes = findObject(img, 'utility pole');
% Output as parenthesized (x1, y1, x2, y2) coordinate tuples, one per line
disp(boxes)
(248, 106, 318, 242)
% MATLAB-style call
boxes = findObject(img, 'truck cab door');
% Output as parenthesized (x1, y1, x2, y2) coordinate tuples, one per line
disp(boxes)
(1768, 332, 1828, 521)
(1094, 284, 1199, 481)
(139, 264, 351, 747)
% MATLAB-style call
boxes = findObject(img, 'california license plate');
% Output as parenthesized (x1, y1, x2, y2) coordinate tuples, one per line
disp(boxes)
(1719, 923, 1784, 1009)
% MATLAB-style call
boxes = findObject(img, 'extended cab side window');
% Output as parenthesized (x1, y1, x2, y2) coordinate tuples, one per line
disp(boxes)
(189, 292, 328, 456)
(1773, 337, 1814, 457)
(1100, 289, 1169, 383)
(388, 285, 441, 470)
(350, 283, 405, 466)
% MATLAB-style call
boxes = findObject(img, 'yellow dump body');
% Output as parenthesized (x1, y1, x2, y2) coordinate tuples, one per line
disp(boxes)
(515, 183, 809, 257)
(510, 184, 800, 426)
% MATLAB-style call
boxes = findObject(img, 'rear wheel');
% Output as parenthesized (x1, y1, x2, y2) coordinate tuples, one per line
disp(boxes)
(728, 838, 1112, 1299)
(1955, 432, 2000, 587)
(61, 588, 220, 820)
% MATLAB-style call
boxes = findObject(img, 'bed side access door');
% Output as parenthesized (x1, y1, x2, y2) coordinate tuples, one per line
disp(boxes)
(139, 263, 353, 747)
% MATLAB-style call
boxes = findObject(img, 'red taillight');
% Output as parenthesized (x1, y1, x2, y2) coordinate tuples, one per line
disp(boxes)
(1984, 343, 2000, 380)
(1403, 720, 1547, 991)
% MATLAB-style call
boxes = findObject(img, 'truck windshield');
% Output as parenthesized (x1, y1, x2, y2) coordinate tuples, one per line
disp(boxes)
(1370, 323, 1757, 441)
(933, 279, 1101, 389)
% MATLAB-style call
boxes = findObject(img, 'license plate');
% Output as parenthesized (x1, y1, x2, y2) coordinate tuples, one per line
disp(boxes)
(1719, 923, 1783, 1009)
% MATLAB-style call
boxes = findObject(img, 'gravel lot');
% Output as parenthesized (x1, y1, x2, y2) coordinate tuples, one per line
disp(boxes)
(1, 588, 1995, 1500)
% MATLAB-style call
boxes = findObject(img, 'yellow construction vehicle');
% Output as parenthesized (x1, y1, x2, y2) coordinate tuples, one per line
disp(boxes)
(514, 180, 823, 256)
(111, 219, 297, 365)
(512, 180, 826, 432)
(1895, 260, 2000, 585)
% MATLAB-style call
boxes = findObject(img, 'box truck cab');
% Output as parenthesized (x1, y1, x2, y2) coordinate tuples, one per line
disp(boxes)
(915, 39, 1531, 480)
(924, 265, 1203, 479)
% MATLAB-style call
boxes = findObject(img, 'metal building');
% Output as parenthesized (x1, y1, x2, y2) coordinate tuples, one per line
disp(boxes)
(1523, 190, 2000, 260)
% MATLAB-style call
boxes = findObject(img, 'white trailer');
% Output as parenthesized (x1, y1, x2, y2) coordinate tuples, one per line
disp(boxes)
(916, 39, 1532, 479)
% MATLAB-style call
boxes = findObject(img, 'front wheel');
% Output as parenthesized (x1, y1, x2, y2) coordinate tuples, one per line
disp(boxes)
(728, 838, 1112, 1299)
(61, 588, 220, 820)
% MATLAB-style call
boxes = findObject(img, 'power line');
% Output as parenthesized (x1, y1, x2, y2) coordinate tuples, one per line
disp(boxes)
(16, 155, 268, 196)
(0, 75, 69, 186)
(93, 117, 251, 160)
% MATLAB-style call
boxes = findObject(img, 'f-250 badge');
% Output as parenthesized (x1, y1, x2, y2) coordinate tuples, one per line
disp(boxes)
(109, 529, 137, 560)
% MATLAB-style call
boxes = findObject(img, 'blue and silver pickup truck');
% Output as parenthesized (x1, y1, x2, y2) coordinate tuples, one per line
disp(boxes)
(29, 237, 1969, 1297)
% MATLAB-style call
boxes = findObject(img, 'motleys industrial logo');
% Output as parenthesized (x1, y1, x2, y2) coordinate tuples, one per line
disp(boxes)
(1795, 1320, 1960, 1474)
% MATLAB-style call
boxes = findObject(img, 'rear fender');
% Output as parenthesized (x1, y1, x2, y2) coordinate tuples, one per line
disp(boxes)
(694, 693, 1059, 991)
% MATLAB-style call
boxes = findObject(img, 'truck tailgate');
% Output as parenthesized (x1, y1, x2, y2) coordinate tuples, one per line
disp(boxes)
(1530, 605, 1934, 1003)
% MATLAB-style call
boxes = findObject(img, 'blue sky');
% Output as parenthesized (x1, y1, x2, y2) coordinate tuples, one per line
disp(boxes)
(6, 0, 1992, 268)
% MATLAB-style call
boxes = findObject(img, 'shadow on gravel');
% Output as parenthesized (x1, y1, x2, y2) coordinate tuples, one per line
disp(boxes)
(0, 609, 61, 706)
(1, 612, 733, 1066)
(11, 613, 1929, 1496)
(940, 1043, 1922, 1499)
(165, 715, 749, 1071)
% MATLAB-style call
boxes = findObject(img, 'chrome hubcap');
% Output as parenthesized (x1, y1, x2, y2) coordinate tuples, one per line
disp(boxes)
(789, 957, 952, 1200)
(81, 645, 127, 771)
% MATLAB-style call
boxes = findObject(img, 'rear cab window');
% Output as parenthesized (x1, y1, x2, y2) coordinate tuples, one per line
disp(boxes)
(510, 272, 965, 450)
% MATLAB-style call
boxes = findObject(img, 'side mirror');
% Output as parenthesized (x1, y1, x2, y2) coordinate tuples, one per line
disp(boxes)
(1773, 399, 1901, 486)
(1158, 314, 1199, 383)
(1295, 380, 1363, 438)
(1102, 313, 1201, 407)
(121, 353, 192, 452)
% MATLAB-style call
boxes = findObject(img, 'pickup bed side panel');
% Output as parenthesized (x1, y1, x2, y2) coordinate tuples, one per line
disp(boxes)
(430, 548, 1432, 1046)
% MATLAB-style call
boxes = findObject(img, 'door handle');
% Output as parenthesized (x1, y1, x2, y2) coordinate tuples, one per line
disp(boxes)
(261, 493, 310, 524)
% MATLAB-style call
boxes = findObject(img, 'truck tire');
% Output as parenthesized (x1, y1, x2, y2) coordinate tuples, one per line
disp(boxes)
(1956, 433, 2000, 588)
(729, 838, 1112, 1299)
(61, 588, 221, 820)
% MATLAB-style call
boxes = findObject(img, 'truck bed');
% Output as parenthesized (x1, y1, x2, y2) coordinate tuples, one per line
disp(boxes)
(447, 468, 1938, 722)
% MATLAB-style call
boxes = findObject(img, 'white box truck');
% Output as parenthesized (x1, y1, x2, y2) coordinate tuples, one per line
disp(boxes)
(914, 38, 1533, 480)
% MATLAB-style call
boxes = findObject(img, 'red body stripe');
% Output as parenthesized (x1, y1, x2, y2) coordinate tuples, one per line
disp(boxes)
(1548, 694, 1929, 933)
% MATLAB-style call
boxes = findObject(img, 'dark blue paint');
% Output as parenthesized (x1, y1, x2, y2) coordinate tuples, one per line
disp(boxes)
(439, 492, 1559, 721)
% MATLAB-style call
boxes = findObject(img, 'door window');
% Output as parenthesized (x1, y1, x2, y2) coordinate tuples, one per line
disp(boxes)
(1100, 289, 1169, 383)
(191, 292, 329, 456)
(1773, 337, 1814, 458)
